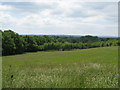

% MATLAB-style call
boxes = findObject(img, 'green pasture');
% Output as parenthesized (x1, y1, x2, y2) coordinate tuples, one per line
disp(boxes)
(2, 46, 118, 88)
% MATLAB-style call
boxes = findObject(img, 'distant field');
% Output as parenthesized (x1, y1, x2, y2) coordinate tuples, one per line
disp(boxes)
(2, 46, 118, 88)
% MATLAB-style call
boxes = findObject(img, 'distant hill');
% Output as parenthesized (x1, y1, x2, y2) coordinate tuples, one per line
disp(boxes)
(20, 34, 118, 38)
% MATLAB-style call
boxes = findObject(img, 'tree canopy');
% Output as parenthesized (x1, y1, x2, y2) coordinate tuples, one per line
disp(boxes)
(1, 30, 118, 56)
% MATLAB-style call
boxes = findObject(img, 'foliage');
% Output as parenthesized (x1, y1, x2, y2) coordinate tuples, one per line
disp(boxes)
(2, 30, 118, 56)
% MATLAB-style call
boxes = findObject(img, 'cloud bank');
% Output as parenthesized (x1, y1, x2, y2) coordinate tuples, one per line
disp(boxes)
(0, 1, 118, 36)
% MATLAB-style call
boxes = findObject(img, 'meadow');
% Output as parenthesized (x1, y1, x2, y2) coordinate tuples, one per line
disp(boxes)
(2, 46, 118, 88)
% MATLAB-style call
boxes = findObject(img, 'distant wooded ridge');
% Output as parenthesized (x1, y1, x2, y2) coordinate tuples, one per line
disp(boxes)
(1, 30, 119, 56)
(20, 34, 118, 38)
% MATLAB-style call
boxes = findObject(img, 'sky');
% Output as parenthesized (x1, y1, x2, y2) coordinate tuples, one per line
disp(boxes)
(0, 1, 118, 37)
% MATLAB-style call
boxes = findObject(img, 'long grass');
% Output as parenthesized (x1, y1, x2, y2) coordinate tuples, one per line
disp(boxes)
(2, 46, 118, 88)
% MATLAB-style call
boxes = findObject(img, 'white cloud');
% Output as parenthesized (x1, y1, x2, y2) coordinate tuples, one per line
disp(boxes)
(0, 4, 13, 11)
(0, 1, 118, 37)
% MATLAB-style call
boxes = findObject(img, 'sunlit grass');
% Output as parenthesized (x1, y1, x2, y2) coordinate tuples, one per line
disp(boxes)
(2, 46, 118, 88)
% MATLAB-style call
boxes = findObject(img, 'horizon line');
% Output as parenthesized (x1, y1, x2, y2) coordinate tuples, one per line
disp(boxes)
(19, 34, 119, 38)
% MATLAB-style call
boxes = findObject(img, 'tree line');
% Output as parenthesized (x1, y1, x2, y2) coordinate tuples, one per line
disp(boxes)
(1, 30, 119, 56)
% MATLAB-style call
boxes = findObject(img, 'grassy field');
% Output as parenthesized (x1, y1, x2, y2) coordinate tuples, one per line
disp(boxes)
(2, 46, 118, 88)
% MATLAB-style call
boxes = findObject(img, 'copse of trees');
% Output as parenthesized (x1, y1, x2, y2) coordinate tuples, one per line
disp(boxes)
(2, 30, 24, 55)
(1, 30, 118, 56)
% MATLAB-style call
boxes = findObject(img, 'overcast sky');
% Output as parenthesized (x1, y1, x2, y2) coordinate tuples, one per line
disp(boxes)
(0, 1, 118, 36)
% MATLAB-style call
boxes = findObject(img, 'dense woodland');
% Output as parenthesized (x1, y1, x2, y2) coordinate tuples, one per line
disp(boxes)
(1, 30, 119, 56)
